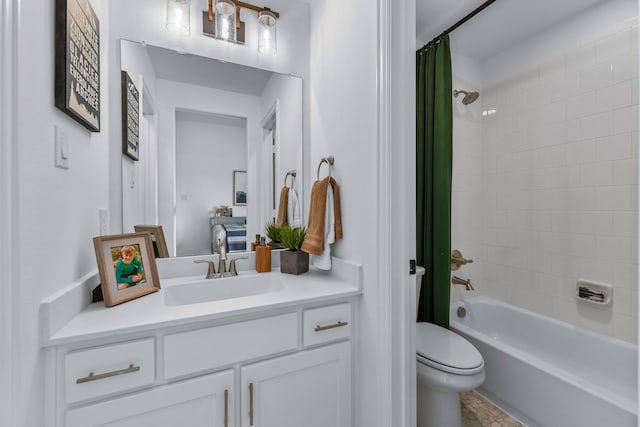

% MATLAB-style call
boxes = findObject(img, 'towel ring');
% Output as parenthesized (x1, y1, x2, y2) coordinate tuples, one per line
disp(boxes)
(317, 156, 334, 180)
(284, 170, 296, 188)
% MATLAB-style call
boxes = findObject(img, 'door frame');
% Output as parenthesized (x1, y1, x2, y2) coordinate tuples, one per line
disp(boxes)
(376, 0, 416, 425)
(0, 0, 18, 425)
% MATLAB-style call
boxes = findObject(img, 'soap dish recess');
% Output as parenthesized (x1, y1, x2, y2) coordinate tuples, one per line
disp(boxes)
(576, 279, 612, 305)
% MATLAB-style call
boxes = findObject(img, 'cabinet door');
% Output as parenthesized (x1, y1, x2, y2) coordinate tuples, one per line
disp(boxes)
(66, 370, 234, 427)
(241, 342, 351, 427)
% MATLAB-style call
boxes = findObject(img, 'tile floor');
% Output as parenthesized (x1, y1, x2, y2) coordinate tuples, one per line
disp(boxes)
(460, 391, 524, 427)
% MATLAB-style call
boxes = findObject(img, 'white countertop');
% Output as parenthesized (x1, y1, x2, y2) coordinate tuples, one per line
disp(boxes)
(44, 267, 361, 347)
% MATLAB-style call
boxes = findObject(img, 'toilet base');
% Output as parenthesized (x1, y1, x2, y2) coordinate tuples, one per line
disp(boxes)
(417, 381, 461, 427)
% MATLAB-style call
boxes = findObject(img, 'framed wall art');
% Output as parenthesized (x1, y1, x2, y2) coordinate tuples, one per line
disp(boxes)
(93, 233, 160, 307)
(233, 170, 247, 206)
(121, 71, 140, 160)
(54, 0, 101, 132)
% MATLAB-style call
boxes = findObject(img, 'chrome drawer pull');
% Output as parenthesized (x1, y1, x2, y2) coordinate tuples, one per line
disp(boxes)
(314, 320, 348, 332)
(249, 382, 254, 426)
(76, 364, 140, 384)
(224, 389, 229, 427)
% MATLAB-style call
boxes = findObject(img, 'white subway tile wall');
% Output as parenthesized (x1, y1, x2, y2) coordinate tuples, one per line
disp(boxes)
(452, 18, 638, 343)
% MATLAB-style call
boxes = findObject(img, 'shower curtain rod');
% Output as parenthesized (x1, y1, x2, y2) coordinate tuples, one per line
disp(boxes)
(417, 0, 497, 53)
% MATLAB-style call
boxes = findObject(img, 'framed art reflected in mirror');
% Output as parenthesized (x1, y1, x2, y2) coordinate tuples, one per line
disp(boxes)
(233, 170, 247, 206)
(134, 225, 169, 258)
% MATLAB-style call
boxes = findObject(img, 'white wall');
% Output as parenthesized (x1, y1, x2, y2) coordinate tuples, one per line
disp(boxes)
(474, 13, 638, 342)
(13, 0, 111, 425)
(156, 79, 262, 252)
(175, 114, 247, 256)
(309, 0, 379, 425)
(120, 40, 159, 234)
(261, 73, 304, 223)
(450, 56, 485, 303)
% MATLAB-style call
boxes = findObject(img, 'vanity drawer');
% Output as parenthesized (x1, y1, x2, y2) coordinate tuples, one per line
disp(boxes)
(164, 312, 298, 379)
(303, 303, 352, 346)
(64, 338, 155, 404)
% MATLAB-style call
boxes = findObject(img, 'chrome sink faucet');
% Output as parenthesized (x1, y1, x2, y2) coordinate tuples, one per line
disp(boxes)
(217, 238, 227, 276)
(193, 259, 217, 279)
(195, 240, 248, 279)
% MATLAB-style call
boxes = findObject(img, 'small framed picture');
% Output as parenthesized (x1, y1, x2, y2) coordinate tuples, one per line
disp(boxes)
(233, 170, 247, 206)
(134, 225, 170, 258)
(93, 233, 161, 307)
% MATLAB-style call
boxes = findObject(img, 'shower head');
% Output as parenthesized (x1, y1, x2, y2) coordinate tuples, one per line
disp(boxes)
(453, 89, 479, 105)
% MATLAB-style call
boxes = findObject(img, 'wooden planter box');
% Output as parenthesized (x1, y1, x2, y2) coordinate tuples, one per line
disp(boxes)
(280, 250, 309, 275)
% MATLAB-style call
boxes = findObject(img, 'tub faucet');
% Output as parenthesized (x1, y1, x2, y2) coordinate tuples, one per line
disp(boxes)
(452, 275, 474, 291)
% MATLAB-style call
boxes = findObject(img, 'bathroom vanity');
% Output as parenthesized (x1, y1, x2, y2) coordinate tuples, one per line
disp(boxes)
(41, 256, 361, 427)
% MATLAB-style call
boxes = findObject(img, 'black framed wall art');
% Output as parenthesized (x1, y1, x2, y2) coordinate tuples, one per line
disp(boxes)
(121, 71, 140, 160)
(54, 0, 101, 132)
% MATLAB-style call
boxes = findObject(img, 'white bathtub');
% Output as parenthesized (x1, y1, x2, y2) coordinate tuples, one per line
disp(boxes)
(450, 296, 638, 427)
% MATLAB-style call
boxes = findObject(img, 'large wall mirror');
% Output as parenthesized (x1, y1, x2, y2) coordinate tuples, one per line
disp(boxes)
(120, 39, 303, 257)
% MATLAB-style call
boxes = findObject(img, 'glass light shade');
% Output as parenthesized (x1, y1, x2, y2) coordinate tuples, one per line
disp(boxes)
(258, 9, 277, 54)
(166, 0, 191, 35)
(215, 0, 236, 42)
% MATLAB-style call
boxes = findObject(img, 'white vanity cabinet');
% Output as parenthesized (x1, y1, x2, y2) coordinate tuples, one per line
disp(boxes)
(66, 371, 234, 427)
(240, 342, 351, 427)
(50, 301, 353, 427)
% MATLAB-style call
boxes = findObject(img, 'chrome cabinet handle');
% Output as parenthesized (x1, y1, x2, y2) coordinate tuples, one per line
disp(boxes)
(314, 320, 348, 332)
(76, 363, 140, 384)
(314, 321, 349, 332)
(224, 389, 229, 427)
(249, 382, 254, 426)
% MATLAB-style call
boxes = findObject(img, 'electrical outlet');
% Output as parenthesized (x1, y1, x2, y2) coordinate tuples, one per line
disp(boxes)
(99, 208, 109, 235)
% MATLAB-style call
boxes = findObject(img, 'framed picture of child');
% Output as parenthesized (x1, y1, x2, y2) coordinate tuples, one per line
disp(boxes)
(93, 232, 161, 307)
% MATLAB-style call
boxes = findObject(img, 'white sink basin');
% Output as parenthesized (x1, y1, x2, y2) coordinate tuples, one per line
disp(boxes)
(164, 274, 284, 306)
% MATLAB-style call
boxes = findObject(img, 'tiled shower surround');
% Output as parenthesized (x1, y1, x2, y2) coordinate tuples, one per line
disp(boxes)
(452, 18, 639, 343)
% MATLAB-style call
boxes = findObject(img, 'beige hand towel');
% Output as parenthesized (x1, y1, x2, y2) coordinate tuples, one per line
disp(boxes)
(276, 186, 290, 226)
(301, 177, 342, 256)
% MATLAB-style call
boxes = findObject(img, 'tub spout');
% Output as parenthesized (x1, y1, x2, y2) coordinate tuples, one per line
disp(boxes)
(452, 275, 474, 291)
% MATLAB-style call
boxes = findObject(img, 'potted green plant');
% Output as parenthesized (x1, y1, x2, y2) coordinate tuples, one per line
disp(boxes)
(264, 221, 283, 249)
(279, 225, 309, 275)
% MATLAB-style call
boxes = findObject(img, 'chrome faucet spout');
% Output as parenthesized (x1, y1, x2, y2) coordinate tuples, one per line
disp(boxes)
(217, 238, 227, 275)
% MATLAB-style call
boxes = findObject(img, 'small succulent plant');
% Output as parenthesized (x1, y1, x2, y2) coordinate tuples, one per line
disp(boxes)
(279, 225, 306, 251)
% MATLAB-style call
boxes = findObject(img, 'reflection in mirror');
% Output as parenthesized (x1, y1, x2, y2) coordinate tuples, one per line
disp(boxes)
(120, 40, 303, 257)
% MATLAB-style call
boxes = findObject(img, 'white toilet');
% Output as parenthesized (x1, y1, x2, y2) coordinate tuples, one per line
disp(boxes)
(415, 267, 485, 427)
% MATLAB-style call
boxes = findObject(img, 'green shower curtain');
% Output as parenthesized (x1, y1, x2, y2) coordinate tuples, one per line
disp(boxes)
(416, 36, 453, 328)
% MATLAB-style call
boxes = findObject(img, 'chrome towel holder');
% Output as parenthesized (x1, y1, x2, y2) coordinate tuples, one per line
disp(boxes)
(284, 170, 296, 187)
(317, 155, 334, 180)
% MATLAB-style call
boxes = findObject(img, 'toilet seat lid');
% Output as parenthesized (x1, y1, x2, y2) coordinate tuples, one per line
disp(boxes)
(416, 322, 483, 374)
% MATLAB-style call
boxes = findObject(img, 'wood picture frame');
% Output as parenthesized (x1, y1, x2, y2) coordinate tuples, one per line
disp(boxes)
(233, 170, 247, 206)
(121, 71, 140, 160)
(54, 0, 101, 132)
(134, 225, 170, 258)
(93, 233, 161, 307)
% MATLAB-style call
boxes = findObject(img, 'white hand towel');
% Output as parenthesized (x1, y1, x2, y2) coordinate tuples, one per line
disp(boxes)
(287, 187, 303, 229)
(312, 183, 334, 270)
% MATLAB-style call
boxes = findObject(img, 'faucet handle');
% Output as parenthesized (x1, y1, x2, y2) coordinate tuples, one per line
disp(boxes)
(194, 259, 217, 279)
(228, 256, 249, 276)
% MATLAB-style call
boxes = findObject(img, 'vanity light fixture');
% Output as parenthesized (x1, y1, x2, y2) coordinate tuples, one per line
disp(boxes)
(257, 8, 277, 54)
(202, 0, 280, 53)
(166, 0, 191, 35)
